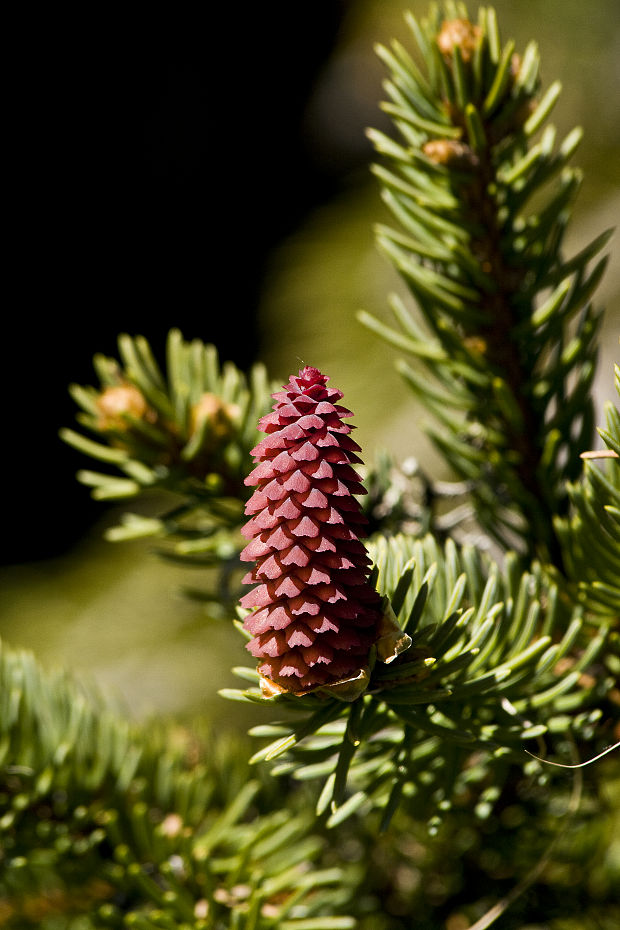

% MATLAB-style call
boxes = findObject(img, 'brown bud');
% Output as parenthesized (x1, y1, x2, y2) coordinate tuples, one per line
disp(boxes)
(159, 813, 183, 838)
(190, 392, 240, 440)
(463, 336, 488, 356)
(96, 382, 154, 431)
(214, 885, 251, 907)
(423, 139, 478, 169)
(194, 900, 210, 919)
(437, 18, 481, 63)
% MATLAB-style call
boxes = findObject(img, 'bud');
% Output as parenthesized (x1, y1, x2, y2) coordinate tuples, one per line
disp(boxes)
(463, 335, 488, 356)
(437, 18, 481, 63)
(423, 139, 478, 169)
(190, 392, 239, 442)
(239, 366, 383, 694)
(96, 382, 154, 431)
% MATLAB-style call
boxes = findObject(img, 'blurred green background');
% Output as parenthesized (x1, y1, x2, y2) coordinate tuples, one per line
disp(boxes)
(1, 0, 618, 727)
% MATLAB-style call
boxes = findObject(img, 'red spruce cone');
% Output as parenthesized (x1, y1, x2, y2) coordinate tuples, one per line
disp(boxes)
(240, 366, 383, 693)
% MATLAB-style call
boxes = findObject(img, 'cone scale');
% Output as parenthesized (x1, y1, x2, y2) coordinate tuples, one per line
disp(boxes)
(240, 366, 383, 694)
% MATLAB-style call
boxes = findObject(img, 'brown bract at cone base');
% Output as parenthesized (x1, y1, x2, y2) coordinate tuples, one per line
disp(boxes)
(239, 366, 386, 695)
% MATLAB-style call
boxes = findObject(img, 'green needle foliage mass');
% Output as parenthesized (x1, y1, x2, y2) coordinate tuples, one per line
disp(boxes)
(60, 330, 276, 605)
(0, 641, 359, 929)
(359, 1, 612, 562)
(230, 531, 614, 833)
(2, 4, 619, 929)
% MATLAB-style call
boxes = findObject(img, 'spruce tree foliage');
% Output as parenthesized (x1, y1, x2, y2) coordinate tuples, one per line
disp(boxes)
(230, 530, 613, 832)
(359, 1, 612, 563)
(2, 4, 619, 929)
(60, 330, 276, 605)
(0, 641, 359, 929)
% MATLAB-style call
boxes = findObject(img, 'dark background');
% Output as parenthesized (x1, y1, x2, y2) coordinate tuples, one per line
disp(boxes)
(6, 3, 361, 563)
(7, 2, 618, 566)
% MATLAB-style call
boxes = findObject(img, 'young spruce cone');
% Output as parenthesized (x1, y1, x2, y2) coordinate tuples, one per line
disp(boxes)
(240, 366, 383, 694)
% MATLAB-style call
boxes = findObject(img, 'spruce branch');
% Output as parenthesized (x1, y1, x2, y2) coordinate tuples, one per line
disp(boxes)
(360, 2, 612, 564)
(227, 530, 612, 830)
(229, 358, 617, 830)
(0, 639, 357, 929)
(61, 330, 275, 601)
